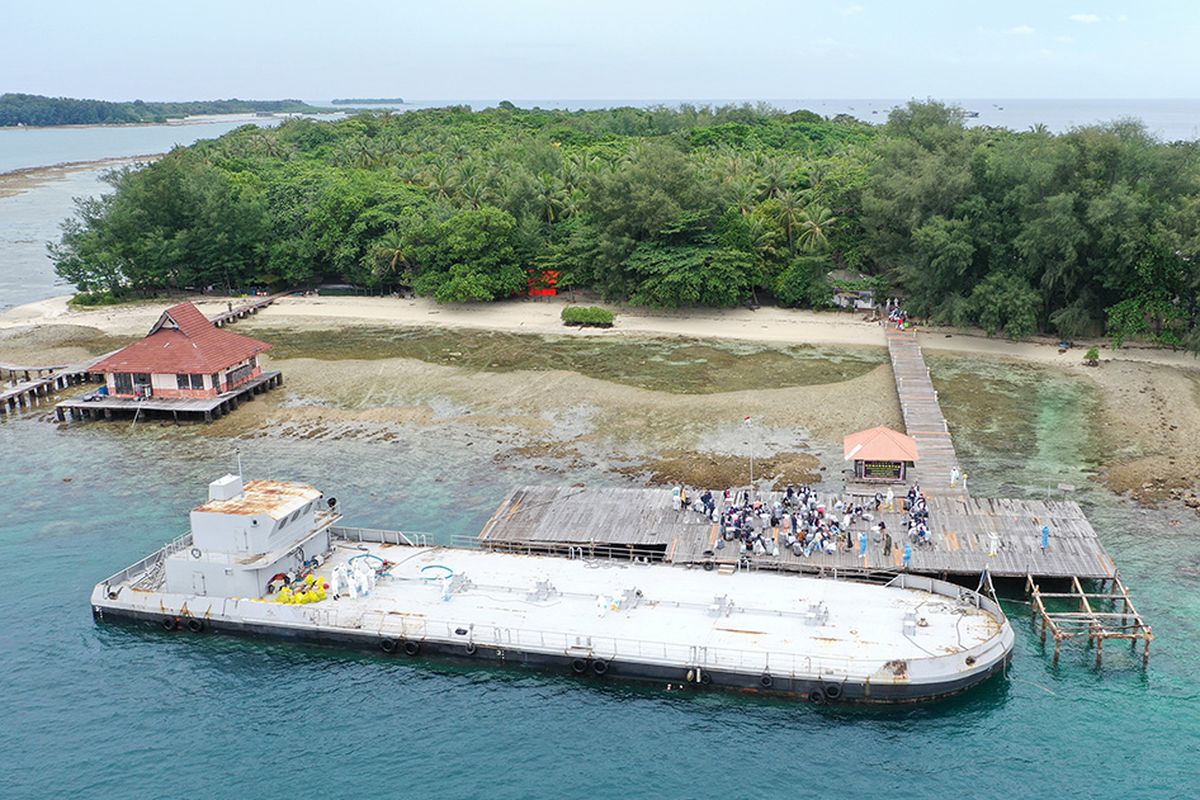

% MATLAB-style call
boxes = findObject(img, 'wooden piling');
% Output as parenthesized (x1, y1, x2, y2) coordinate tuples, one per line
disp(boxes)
(1027, 572, 1152, 669)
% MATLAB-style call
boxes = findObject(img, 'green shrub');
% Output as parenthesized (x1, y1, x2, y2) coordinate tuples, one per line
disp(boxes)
(69, 291, 125, 307)
(1084, 346, 1100, 366)
(561, 306, 615, 327)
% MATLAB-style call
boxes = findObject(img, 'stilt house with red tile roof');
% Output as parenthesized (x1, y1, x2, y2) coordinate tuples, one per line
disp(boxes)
(90, 302, 272, 400)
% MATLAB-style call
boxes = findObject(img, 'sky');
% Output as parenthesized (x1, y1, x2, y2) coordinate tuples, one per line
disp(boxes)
(4, 0, 1197, 101)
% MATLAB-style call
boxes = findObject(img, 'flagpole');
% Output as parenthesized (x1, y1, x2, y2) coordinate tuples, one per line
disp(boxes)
(747, 416, 754, 499)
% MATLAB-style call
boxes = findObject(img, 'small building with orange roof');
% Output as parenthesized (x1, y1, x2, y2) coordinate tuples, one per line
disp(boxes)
(843, 425, 920, 482)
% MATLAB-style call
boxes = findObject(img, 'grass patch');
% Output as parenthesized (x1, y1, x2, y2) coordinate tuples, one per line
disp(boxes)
(252, 326, 886, 395)
(561, 306, 615, 328)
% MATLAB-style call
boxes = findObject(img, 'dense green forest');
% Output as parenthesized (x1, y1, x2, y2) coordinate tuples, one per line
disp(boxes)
(50, 101, 1200, 349)
(0, 93, 324, 126)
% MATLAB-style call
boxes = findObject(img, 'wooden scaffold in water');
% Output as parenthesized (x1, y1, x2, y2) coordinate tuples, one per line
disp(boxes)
(1026, 573, 1153, 668)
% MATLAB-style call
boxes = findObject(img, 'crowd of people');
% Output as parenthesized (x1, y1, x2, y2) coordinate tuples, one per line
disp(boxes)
(675, 480, 936, 563)
(903, 483, 933, 547)
(887, 305, 911, 331)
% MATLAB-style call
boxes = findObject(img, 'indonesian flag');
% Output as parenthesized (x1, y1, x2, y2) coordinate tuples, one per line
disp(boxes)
(743, 416, 752, 426)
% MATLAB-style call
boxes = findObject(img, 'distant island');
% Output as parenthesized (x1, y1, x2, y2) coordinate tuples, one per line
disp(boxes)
(0, 93, 329, 127)
(330, 97, 405, 105)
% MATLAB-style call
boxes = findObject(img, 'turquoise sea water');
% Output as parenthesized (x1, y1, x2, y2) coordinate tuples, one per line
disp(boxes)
(2, 388, 1197, 799)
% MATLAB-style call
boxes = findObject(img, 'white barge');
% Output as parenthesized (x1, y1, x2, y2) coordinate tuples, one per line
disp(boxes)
(91, 476, 1015, 703)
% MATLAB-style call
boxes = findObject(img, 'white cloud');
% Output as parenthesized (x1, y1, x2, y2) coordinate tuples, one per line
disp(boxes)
(1117, 14, 1129, 22)
(1055, 35, 1074, 43)
(841, 4, 864, 15)
(1009, 24, 1036, 35)
(1069, 13, 1102, 23)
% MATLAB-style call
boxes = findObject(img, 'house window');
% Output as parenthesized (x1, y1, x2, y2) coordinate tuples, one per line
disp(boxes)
(226, 363, 253, 387)
(211, 373, 220, 391)
(114, 373, 133, 394)
(176, 374, 189, 390)
(190, 374, 204, 390)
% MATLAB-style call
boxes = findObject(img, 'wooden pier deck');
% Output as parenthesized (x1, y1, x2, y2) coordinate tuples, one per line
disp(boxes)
(1, 355, 109, 416)
(887, 331, 966, 498)
(55, 371, 282, 423)
(210, 290, 291, 327)
(479, 486, 1116, 581)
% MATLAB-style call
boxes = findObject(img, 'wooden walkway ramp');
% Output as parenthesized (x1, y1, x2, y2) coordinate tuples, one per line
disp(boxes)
(211, 290, 293, 327)
(887, 331, 966, 498)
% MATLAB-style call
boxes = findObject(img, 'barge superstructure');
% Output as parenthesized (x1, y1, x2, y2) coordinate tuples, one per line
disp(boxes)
(92, 476, 1014, 703)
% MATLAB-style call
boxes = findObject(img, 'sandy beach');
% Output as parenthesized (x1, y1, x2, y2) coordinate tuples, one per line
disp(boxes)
(4, 291, 1197, 366)
(2, 292, 1198, 505)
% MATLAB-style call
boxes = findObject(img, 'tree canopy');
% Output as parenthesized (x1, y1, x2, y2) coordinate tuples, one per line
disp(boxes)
(0, 93, 324, 126)
(50, 101, 1200, 350)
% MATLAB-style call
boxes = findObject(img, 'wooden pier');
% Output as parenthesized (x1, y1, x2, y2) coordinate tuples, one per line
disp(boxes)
(55, 371, 282, 423)
(887, 330, 967, 497)
(210, 290, 291, 327)
(475, 331, 1152, 665)
(1, 359, 103, 416)
(479, 486, 1116, 580)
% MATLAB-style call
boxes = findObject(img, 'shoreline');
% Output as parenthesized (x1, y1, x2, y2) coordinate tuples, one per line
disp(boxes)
(0, 111, 328, 133)
(4, 291, 1194, 369)
(0, 154, 163, 199)
(2, 293, 1198, 508)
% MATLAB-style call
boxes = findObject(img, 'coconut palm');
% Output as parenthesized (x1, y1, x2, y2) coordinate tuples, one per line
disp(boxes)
(458, 177, 489, 210)
(368, 230, 410, 284)
(796, 204, 838, 252)
(426, 161, 455, 200)
(776, 189, 803, 255)
(534, 173, 567, 223)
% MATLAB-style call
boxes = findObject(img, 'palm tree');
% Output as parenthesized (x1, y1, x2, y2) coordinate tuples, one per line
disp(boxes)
(745, 214, 781, 263)
(796, 205, 838, 252)
(426, 162, 455, 200)
(250, 130, 286, 160)
(758, 158, 788, 201)
(731, 176, 758, 217)
(458, 177, 488, 210)
(368, 230, 410, 285)
(534, 173, 566, 223)
(776, 189, 803, 256)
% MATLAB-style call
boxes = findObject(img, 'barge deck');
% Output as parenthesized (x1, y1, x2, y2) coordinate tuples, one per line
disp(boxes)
(93, 522, 1013, 703)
